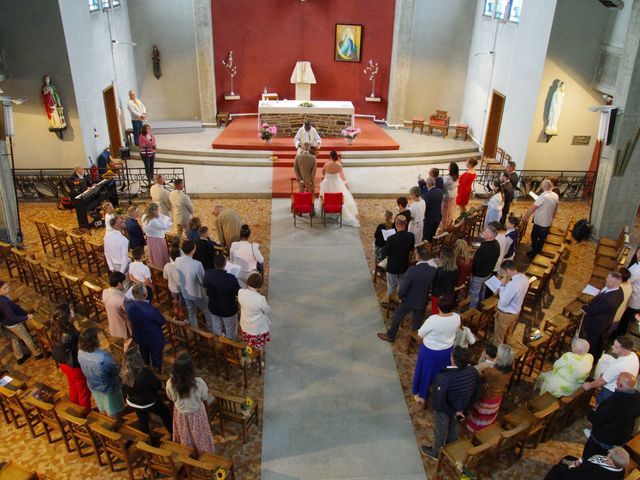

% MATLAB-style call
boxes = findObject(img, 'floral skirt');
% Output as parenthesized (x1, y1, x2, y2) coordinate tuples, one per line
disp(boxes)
(241, 329, 271, 349)
(172, 402, 215, 455)
(467, 396, 503, 432)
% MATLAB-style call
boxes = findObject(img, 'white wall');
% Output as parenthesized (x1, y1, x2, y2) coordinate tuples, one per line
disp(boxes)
(128, 0, 200, 121)
(460, 0, 557, 169)
(404, 0, 476, 123)
(0, 0, 86, 168)
(524, 0, 611, 171)
(58, 0, 137, 163)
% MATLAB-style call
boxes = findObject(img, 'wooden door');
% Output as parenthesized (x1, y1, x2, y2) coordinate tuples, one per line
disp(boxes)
(102, 84, 122, 159)
(483, 90, 506, 160)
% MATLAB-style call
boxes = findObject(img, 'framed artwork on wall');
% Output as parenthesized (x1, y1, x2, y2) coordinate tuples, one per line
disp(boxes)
(335, 24, 362, 62)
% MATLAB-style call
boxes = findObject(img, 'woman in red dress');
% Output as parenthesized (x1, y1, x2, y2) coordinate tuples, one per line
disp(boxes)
(456, 158, 478, 213)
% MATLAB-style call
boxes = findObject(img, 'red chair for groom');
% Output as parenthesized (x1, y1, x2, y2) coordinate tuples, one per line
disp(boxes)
(322, 192, 343, 228)
(292, 192, 314, 227)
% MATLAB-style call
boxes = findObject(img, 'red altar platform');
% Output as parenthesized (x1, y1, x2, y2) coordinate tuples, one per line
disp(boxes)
(212, 116, 399, 198)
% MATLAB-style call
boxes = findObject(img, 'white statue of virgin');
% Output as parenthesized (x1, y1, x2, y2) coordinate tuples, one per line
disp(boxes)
(545, 81, 565, 136)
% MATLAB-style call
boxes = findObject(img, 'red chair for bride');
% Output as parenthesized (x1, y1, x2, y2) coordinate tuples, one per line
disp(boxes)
(322, 192, 343, 228)
(292, 192, 314, 227)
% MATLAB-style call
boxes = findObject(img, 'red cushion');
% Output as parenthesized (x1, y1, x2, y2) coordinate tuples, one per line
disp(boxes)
(324, 204, 342, 214)
(293, 192, 313, 214)
(294, 204, 313, 214)
(324, 193, 343, 206)
(430, 119, 447, 126)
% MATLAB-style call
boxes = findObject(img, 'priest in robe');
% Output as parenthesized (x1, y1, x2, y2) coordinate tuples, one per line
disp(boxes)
(294, 120, 321, 152)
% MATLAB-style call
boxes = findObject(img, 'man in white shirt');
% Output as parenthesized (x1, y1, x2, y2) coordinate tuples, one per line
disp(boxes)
(494, 260, 529, 345)
(150, 174, 172, 216)
(294, 120, 321, 152)
(522, 179, 559, 259)
(174, 240, 215, 330)
(169, 179, 194, 238)
(104, 216, 130, 273)
(584, 336, 640, 404)
(127, 90, 146, 146)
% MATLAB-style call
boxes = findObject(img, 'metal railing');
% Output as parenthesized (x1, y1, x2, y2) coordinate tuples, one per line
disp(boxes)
(13, 166, 186, 202)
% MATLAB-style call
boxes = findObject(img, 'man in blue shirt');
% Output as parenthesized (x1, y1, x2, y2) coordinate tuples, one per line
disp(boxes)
(124, 284, 165, 371)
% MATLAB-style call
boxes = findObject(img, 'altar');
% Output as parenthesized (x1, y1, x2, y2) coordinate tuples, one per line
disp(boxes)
(258, 100, 355, 137)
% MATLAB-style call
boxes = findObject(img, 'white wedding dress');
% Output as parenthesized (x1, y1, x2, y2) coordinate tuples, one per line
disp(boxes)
(315, 172, 360, 227)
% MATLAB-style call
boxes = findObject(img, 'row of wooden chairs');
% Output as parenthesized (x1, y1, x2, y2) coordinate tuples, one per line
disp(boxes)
(34, 221, 108, 275)
(0, 376, 236, 480)
(436, 388, 592, 479)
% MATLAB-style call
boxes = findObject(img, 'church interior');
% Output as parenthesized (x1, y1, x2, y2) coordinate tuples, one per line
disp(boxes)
(1, 0, 640, 479)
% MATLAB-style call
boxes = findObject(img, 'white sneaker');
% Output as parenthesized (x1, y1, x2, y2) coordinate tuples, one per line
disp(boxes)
(583, 428, 591, 438)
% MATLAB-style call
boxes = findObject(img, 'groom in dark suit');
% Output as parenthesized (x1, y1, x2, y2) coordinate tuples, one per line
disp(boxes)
(581, 272, 624, 361)
(421, 177, 443, 241)
(378, 246, 436, 342)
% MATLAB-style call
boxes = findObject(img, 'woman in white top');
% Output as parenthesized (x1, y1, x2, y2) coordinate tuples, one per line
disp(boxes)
(408, 187, 426, 247)
(142, 203, 172, 268)
(238, 273, 271, 350)
(103, 201, 115, 231)
(230, 224, 264, 288)
(484, 180, 505, 228)
(441, 162, 460, 231)
(411, 295, 461, 403)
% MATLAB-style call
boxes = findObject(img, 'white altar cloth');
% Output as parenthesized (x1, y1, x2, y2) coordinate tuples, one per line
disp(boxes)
(258, 100, 355, 116)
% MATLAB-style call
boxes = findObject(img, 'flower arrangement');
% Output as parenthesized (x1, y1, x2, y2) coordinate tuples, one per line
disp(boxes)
(240, 345, 254, 365)
(257, 123, 277, 142)
(214, 467, 227, 479)
(241, 397, 254, 417)
(363, 59, 380, 97)
(298, 102, 315, 108)
(113, 207, 125, 216)
(221, 51, 238, 95)
(341, 126, 362, 139)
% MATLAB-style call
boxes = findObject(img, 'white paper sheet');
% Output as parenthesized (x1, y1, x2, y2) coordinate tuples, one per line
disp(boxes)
(225, 261, 242, 278)
(382, 229, 395, 241)
(582, 284, 601, 296)
(484, 275, 502, 293)
(0, 375, 13, 387)
(529, 191, 539, 201)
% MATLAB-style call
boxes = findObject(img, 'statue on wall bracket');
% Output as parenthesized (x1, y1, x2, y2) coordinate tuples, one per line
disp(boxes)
(152, 45, 161, 79)
(42, 74, 67, 139)
(544, 80, 565, 142)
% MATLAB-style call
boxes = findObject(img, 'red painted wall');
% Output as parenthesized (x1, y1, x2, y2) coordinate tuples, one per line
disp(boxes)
(212, 0, 396, 120)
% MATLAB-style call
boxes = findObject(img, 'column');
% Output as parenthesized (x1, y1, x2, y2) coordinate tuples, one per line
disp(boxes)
(591, 0, 640, 238)
(193, 0, 216, 124)
(386, 0, 416, 126)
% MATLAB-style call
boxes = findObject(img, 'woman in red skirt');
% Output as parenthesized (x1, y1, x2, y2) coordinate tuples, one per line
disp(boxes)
(50, 303, 92, 414)
(238, 273, 271, 350)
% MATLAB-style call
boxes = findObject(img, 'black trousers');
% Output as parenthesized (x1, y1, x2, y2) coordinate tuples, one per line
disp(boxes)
(582, 435, 610, 459)
(530, 224, 550, 256)
(133, 400, 173, 436)
(423, 220, 440, 242)
(141, 153, 155, 181)
(386, 301, 425, 340)
(500, 200, 511, 225)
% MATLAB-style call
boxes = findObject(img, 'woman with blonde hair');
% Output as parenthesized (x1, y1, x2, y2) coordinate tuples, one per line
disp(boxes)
(453, 238, 473, 287)
(431, 246, 458, 314)
(408, 187, 425, 247)
(102, 201, 115, 231)
(467, 344, 514, 432)
(186, 216, 201, 243)
(142, 203, 171, 268)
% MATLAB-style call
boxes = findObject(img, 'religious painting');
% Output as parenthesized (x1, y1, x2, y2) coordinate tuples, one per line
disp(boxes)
(335, 24, 362, 62)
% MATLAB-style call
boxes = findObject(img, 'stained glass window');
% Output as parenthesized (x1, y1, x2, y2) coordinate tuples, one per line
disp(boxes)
(509, 0, 523, 23)
(495, 0, 508, 20)
(483, 0, 495, 17)
(88, 0, 99, 12)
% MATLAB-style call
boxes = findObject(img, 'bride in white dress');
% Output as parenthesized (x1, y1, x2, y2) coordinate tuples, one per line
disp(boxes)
(315, 151, 360, 227)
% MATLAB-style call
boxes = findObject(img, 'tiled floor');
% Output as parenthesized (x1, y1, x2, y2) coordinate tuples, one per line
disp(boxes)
(0, 196, 613, 479)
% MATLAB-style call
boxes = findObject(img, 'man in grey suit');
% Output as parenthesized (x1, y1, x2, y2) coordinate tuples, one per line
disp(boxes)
(294, 142, 317, 193)
(377, 245, 436, 342)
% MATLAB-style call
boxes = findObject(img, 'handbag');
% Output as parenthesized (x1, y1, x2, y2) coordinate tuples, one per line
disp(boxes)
(251, 244, 264, 274)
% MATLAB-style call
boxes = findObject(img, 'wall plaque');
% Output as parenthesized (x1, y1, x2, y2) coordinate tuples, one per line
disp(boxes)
(572, 135, 591, 146)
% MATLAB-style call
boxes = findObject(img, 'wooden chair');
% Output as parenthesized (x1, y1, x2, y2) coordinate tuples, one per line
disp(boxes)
(26, 397, 83, 452)
(58, 410, 114, 466)
(42, 265, 66, 303)
(557, 387, 592, 430)
(0, 386, 41, 438)
(150, 264, 172, 309)
(0, 241, 20, 279)
(166, 317, 193, 355)
(50, 225, 80, 265)
(217, 337, 262, 388)
(90, 423, 149, 480)
(68, 233, 99, 273)
(83, 280, 106, 322)
(435, 436, 498, 480)
(86, 240, 108, 276)
(10, 248, 31, 285)
(34, 221, 59, 256)
(24, 257, 46, 295)
(136, 440, 191, 480)
(26, 316, 53, 359)
(180, 452, 236, 480)
(210, 389, 259, 444)
(292, 192, 314, 227)
(322, 192, 343, 227)
(426, 110, 450, 137)
(503, 394, 560, 448)
(190, 327, 221, 375)
(411, 117, 424, 133)
(474, 421, 530, 460)
(60, 272, 84, 311)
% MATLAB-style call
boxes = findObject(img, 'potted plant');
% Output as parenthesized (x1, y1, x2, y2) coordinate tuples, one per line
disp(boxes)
(341, 126, 362, 145)
(258, 123, 277, 144)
